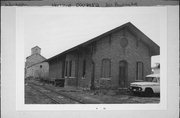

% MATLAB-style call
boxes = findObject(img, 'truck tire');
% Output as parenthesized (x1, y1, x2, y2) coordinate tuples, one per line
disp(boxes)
(145, 88, 154, 97)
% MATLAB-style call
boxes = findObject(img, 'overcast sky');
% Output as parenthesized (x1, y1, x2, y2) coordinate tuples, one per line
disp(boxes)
(23, 7, 161, 67)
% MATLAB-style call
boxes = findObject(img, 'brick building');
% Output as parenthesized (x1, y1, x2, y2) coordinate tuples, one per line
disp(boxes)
(25, 46, 49, 79)
(45, 22, 159, 89)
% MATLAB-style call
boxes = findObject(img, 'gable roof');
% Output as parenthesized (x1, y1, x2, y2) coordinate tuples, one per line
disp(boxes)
(46, 22, 160, 62)
(26, 53, 46, 60)
(32, 46, 41, 50)
(26, 61, 46, 68)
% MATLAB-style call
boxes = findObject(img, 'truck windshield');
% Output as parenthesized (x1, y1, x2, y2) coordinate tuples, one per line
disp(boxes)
(145, 77, 158, 82)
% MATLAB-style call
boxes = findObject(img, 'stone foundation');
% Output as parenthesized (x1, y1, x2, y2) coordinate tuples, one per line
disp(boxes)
(99, 78, 112, 89)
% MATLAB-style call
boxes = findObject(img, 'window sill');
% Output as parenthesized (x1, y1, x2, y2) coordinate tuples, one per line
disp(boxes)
(81, 77, 86, 79)
(64, 76, 76, 79)
(69, 76, 76, 79)
(100, 77, 111, 81)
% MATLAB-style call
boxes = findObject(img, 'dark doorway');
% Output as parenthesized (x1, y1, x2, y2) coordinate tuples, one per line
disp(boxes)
(90, 61, 95, 90)
(119, 60, 128, 88)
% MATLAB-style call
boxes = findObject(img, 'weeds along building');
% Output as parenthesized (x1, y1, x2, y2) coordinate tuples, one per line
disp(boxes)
(44, 22, 159, 89)
(25, 46, 49, 79)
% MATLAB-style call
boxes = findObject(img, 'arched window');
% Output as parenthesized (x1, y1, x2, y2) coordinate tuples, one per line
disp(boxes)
(101, 59, 111, 78)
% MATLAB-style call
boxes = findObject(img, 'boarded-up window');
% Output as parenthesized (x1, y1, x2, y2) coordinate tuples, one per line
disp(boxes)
(136, 62, 144, 80)
(69, 61, 72, 76)
(62, 61, 65, 78)
(65, 61, 68, 76)
(101, 59, 111, 78)
(68, 60, 76, 77)
(71, 61, 76, 77)
(82, 59, 86, 77)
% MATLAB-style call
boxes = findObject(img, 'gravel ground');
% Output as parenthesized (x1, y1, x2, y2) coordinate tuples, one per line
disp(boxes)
(55, 89, 160, 104)
(25, 85, 58, 104)
(25, 79, 160, 104)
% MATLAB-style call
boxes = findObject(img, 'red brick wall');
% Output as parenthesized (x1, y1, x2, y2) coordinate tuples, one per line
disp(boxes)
(65, 50, 92, 88)
(76, 51, 92, 89)
(48, 28, 154, 89)
(91, 29, 151, 89)
(49, 57, 64, 80)
(64, 53, 78, 87)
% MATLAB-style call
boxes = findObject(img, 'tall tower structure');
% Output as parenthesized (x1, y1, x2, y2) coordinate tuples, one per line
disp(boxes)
(25, 46, 48, 78)
(25, 46, 45, 68)
(31, 46, 41, 55)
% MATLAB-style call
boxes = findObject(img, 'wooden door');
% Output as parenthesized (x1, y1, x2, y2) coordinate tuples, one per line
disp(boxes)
(119, 61, 128, 87)
(90, 61, 95, 90)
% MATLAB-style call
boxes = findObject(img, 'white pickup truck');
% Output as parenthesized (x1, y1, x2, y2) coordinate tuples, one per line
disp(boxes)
(129, 74, 160, 96)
